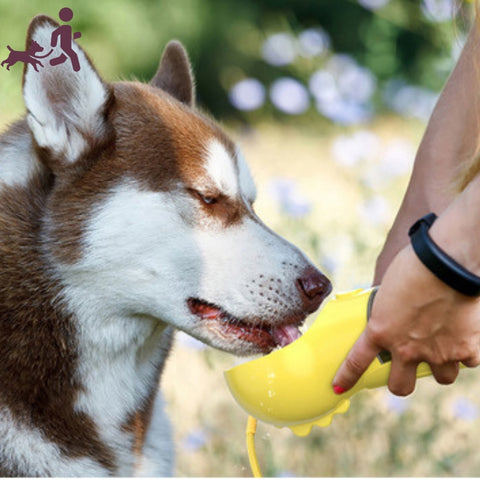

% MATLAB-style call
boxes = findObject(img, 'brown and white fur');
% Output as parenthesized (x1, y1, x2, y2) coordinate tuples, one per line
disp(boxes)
(0, 15, 331, 476)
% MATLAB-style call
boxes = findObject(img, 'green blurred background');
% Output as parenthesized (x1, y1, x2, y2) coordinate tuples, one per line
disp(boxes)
(2, 0, 480, 477)
(0, 0, 473, 124)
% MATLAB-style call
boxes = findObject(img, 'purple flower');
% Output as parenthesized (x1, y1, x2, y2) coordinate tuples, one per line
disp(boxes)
(452, 398, 478, 421)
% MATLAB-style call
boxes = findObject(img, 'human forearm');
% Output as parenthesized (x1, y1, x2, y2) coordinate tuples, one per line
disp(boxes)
(375, 22, 480, 282)
(430, 170, 480, 276)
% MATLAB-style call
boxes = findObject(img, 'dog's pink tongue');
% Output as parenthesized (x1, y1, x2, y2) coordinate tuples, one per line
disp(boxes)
(271, 324, 302, 348)
(192, 303, 222, 320)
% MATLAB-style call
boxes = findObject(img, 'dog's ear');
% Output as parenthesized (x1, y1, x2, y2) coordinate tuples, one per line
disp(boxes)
(22, 15, 112, 175)
(151, 40, 195, 106)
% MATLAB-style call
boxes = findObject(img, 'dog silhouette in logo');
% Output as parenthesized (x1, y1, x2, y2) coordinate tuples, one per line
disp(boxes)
(1, 40, 53, 72)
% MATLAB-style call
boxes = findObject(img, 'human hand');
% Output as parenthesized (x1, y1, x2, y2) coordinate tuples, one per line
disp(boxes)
(333, 244, 480, 396)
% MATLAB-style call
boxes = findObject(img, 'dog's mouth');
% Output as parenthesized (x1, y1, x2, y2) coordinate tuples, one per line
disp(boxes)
(187, 298, 304, 353)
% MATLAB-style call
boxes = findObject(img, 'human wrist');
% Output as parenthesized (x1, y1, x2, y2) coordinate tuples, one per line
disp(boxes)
(396, 243, 466, 304)
(373, 188, 431, 284)
(408, 213, 480, 296)
(429, 217, 480, 278)
(428, 175, 480, 277)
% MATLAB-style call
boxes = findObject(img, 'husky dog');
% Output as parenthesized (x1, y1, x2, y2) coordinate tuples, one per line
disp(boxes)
(0, 15, 331, 476)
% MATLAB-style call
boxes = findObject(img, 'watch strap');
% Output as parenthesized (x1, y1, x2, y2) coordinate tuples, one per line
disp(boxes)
(408, 213, 480, 297)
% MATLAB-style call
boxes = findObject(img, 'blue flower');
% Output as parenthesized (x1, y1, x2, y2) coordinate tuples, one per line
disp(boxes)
(358, 0, 391, 10)
(229, 79, 266, 111)
(182, 429, 209, 452)
(358, 196, 390, 225)
(270, 78, 310, 115)
(422, 0, 458, 22)
(316, 98, 373, 125)
(268, 178, 312, 218)
(320, 255, 340, 275)
(380, 139, 415, 178)
(331, 130, 379, 167)
(277, 470, 295, 477)
(386, 392, 410, 414)
(298, 28, 330, 58)
(262, 33, 297, 66)
(310, 56, 377, 125)
(452, 398, 478, 422)
(176, 331, 207, 351)
(383, 80, 438, 122)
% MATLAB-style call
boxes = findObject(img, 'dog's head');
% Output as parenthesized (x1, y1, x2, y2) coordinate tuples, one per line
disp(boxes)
(23, 16, 331, 355)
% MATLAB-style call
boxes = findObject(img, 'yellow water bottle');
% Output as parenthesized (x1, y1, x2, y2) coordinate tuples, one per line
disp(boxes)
(224, 287, 435, 437)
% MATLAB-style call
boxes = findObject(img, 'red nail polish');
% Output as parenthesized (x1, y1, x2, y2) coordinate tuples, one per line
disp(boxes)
(333, 385, 347, 395)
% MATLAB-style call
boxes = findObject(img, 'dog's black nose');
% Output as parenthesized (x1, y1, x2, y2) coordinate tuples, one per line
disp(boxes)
(296, 267, 332, 313)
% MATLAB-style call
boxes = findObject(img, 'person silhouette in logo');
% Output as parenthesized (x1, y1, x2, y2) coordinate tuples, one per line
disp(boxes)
(49, 7, 81, 72)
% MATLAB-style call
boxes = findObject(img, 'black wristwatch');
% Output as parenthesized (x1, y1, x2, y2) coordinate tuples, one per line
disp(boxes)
(408, 213, 480, 297)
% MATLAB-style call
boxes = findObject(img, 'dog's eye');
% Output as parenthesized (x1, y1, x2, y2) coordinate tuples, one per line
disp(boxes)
(188, 189, 219, 206)
(199, 194, 218, 205)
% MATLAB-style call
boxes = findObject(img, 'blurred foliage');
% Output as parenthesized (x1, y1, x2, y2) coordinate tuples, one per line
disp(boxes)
(0, 0, 474, 125)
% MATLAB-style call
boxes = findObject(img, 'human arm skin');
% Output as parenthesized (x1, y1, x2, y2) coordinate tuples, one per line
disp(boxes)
(333, 172, 480, 396)
(374, 22, 480, 284)
(332, 21, 480, 396)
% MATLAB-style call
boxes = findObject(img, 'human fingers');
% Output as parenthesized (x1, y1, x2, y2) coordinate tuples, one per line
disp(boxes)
(461, 350, 480, 368)
(332, 330, 379, 394)
(430, 361, 459, 385)
(387, 358, 418, 396)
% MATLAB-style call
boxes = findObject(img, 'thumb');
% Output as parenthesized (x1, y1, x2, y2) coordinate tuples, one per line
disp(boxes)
(332, 330, 379, 393)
